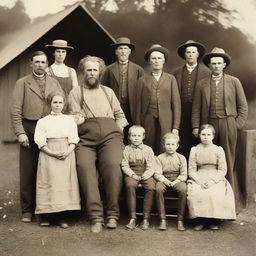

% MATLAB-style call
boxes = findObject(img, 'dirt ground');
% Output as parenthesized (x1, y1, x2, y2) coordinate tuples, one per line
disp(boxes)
(0, 143, 256, 256)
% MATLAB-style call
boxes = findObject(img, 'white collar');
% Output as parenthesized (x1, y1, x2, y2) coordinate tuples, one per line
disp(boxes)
(186, 63, 198, 70)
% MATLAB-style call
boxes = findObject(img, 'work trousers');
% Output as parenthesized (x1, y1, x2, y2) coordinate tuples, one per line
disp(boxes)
(124, 176, 155, 219)
(156, 181, 187, 221)
(20, 119, 39, 214)
(209, 117, 237, 188)
(76, 118, 124, 223)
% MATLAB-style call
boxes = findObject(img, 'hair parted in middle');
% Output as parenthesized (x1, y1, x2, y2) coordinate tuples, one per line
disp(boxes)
(46, 90, 66, 105)
(199, 123, 216, 136)
(162, 132, 180, 144)
(128, 125, 146, 136)
(78, 55, 106, 78)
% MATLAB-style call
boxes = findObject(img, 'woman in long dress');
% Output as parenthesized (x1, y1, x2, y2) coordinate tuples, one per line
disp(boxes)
(187, 124, 236, 231)
(34, 91, 80, 228)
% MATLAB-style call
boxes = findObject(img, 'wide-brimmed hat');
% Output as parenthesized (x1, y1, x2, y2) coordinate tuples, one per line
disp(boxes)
(177, 40, 205, 59)
(110, 37, 136, 51)
(144, 44, 170, 62)
(45, 40, 74, 52)
(203, 47, 231, 66)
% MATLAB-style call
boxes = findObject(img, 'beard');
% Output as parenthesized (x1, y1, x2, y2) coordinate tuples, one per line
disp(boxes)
(84, 76, 99, 88)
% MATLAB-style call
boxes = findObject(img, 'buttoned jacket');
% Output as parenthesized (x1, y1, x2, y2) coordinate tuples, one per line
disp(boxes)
(191, 73, 248, 130)
(101, 61, 144, 123)
(136, 72, 181, 131)
(11, 73, 62, 136)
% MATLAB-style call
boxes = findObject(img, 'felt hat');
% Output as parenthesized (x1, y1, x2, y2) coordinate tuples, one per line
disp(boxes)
(110, 37, 136, 51)
(45, 40, 74, 52)
(177, 40, 205, 59)
(144, 44, 170, 62)
(203, 47, 231, 66)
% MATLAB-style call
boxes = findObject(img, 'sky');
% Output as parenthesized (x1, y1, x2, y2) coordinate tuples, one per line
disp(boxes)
(0, 0, 256, 42)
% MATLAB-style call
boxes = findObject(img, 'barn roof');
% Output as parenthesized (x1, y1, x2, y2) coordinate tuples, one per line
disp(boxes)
(0, 3, 115, 69)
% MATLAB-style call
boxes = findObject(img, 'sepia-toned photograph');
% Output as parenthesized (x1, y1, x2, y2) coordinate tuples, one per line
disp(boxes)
(0, 0, 255, 255)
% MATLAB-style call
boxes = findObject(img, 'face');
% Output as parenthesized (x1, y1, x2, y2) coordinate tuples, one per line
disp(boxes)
(51, 95, 64, 113)
(83, 61, 100, 88)
(129, 129, 145, 146)
(149, 51, 165, 72)
(199, 128, 214, 145)
(209, 57, 226, 75)
(115, 45, 131, 62)
(31, 54, 48, 75)
(184, 46, 199, 65)
(164, 138, 179, 155)
(54, 49, 67, 63)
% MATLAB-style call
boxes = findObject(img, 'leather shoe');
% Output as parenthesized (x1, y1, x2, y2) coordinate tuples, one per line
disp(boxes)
(21, 212, 32, 223)
(59, 220, 69, 229)
(194, 223, 204, 231)
(91, 222, 103, 233)
(126, 218, 136, 230)
(106, 218, 117, 229)
(177, 220, 185, 231)
(140, 219, 149, 231)
(209, 224, 219, 230)
(159, 219, 167, 231)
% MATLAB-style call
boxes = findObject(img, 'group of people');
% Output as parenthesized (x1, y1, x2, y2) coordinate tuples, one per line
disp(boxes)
(11, 36, 248, 233)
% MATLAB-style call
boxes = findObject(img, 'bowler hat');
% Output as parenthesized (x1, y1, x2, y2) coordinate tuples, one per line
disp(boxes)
(144, 44, 170, 62)
(203, 47, 231, 66)
(177, 40, 205, 59)
(110, 37, 136, 51)
(45, 40, 74, 52)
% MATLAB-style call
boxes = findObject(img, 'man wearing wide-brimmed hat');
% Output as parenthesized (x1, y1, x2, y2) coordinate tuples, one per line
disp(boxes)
(191, 47, 248, 188)
(101, 37, 144, 143)
(136, 44, 181, 155)
(174, 40, 211, 159)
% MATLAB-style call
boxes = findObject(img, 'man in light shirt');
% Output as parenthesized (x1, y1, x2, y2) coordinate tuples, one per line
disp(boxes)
(68, 56, 128, 233)
(191, 47, 248, 189)
(174, 40, 210, 159)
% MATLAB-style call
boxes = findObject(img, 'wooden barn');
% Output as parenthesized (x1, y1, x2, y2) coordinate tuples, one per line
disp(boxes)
(0, 3, 116, 142)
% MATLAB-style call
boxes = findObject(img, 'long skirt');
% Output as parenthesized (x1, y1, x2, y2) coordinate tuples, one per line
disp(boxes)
(187, 178, 236, 220)
(35, 138, 81, 214)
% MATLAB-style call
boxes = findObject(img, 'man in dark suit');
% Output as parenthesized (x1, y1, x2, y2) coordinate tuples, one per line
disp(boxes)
(174, 40, 211, 159)
(192, 47, 248, 188)
(136, 44, 181, 155)
(11, 51, 62, 222)
(101, 37, 144, 143)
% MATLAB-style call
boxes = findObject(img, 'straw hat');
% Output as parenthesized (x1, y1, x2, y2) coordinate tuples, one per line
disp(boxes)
(45, 40, 74, 52)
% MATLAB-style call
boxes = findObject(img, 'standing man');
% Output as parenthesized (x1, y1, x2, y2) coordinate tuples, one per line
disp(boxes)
(11, 51, 62, 222)
(174, 40, 211, 159)
(68, 56, 128, 233)
(101, 37, 144, 143)
(192, 48, 248, 188)
(136, 44, 181, 155)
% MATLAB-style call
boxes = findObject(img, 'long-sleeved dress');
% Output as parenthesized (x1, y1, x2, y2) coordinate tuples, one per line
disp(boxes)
(187, 143, 236, 220)
(34, 113, 80, 214)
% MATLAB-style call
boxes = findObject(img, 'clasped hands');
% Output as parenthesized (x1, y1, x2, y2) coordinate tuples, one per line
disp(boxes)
(132, 173, 149, 181)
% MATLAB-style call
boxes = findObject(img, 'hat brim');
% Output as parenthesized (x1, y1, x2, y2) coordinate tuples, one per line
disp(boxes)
(202, 53, 231, 67)
(144, 47, 170, 62)
(45, 45, 74, 52)
(177, 42, 205, 59)
(110, 43, 136, 51)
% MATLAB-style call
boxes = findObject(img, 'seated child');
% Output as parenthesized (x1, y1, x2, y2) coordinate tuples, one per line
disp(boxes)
(121, 125, 155, 230)
(155, 133, 187, 231)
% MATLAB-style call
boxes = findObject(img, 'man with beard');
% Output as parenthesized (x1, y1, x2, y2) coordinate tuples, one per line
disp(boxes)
(101, 37, 144, 143)
(11, 51, 62, 222)
(174, 40, 210, 159)
(68, 56, 128, 233)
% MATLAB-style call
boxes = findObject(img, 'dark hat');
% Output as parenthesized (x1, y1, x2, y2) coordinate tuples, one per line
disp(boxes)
(203, 47, 231, 66)
(45, 40, 74, 52)
(177, 40, 205, 59)
(110, 37, 136, 51)
(144, 44, 170, 62)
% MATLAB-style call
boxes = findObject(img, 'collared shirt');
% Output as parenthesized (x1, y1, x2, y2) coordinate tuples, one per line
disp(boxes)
(186, 63, 198, 73)
(118, 60, 129, 65)
(68, 85, 128, 129)
(121, 143, 155, 178)
(212, 72, 223, 85)
(154, 152, 187, 182)
(152, 71, 162, 81)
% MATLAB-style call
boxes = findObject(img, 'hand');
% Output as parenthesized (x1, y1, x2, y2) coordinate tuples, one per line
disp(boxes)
(163, 180, 172, 187)
(203, 180, 215, 189)
(192, 128, 199, 138)
(18, 134, 29, 148)
(132, 174, 141, 181)
(172, 129, 179, 135)
(74, 114, 85, 126)
(53, 151, 67, 160)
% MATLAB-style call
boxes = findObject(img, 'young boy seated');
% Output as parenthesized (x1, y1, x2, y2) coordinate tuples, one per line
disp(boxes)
(121, 125, 155, 230)
(155, 132, 187, 231)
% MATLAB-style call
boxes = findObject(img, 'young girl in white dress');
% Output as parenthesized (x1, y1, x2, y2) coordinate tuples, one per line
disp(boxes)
(34, 91, 80, 228)
(187, 124, 236, 231)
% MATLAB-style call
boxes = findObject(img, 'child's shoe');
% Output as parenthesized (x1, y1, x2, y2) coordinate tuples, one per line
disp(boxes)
(126, 218, 136, 230)
(159, 219, 167, 231)
(140, 219, 149, 230)
(177, 220, 185, 231)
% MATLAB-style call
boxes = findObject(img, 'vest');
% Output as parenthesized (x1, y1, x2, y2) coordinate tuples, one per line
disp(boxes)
(181, 66, 197, 103)
(118, 63, 129, 104)
(148, 77, 160, 118)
